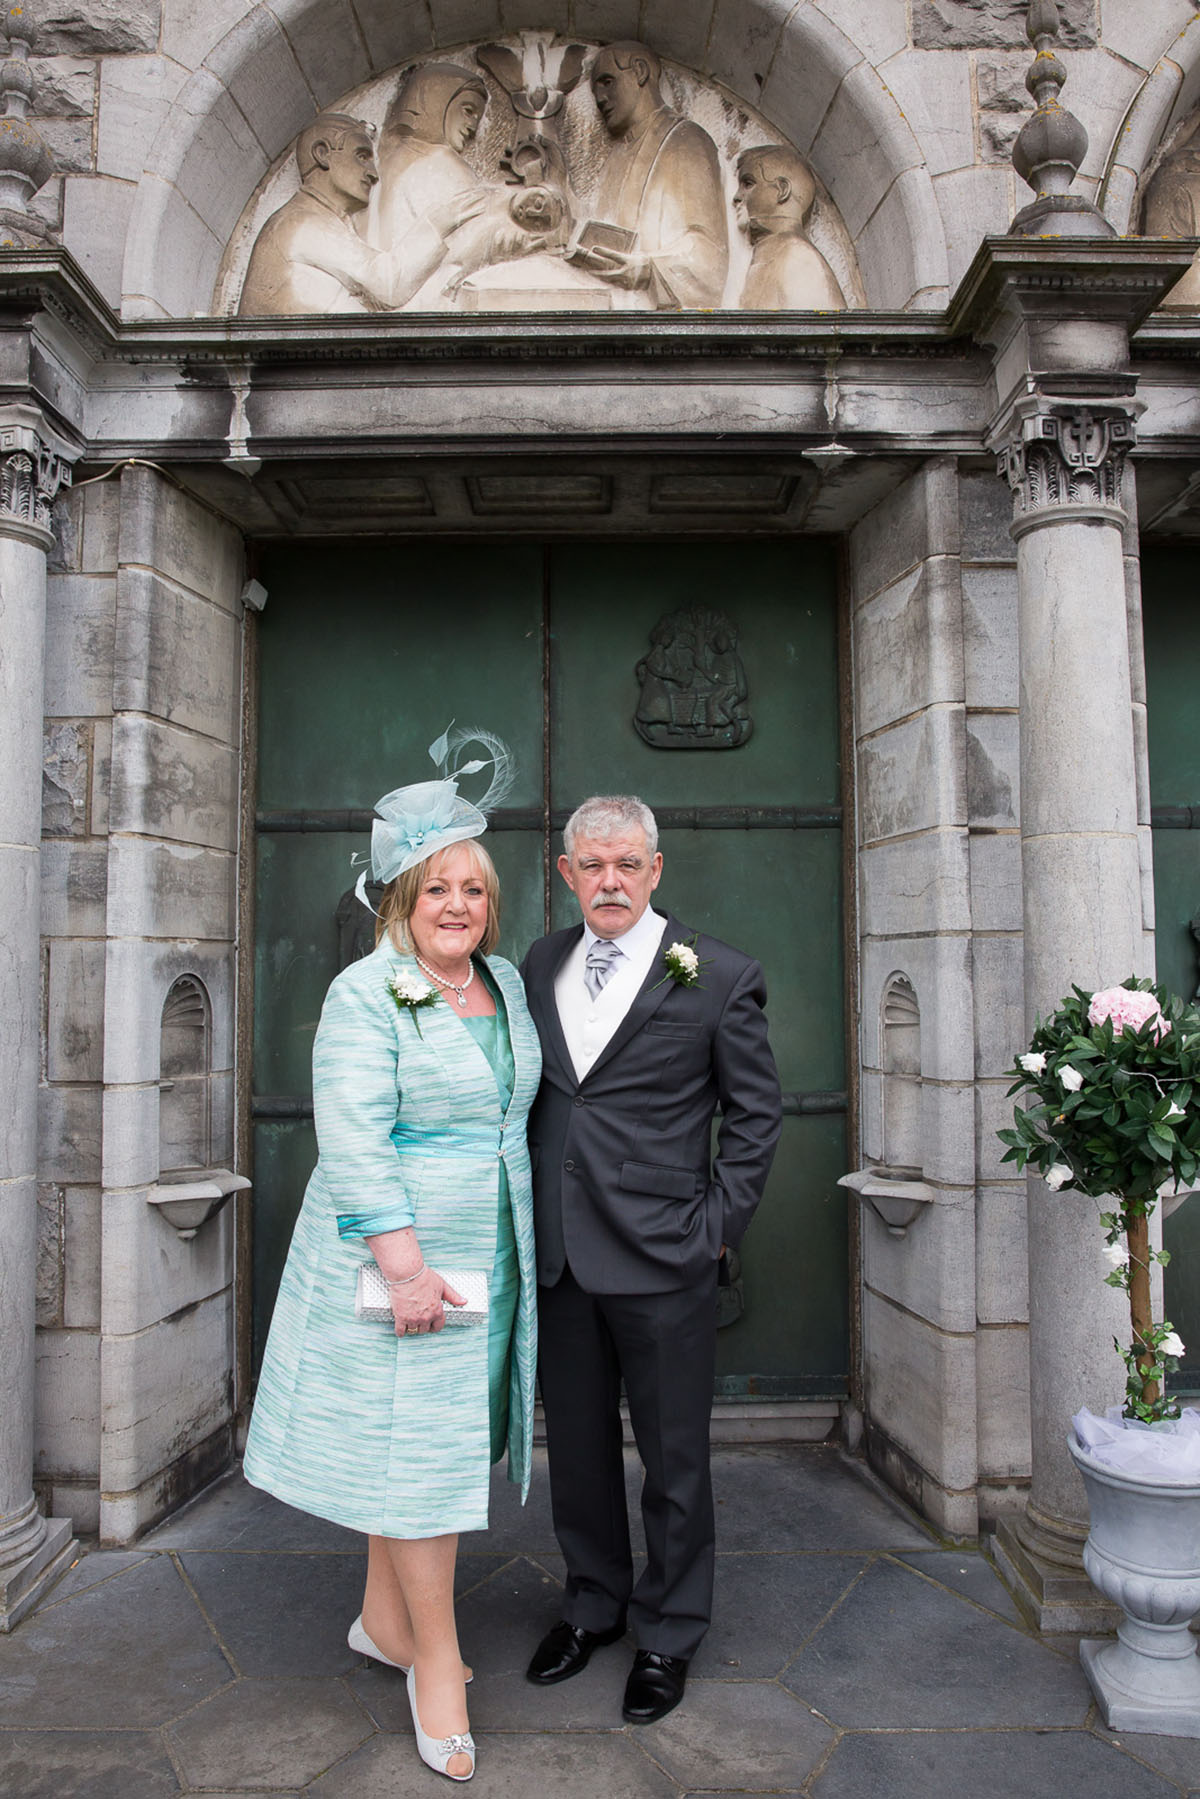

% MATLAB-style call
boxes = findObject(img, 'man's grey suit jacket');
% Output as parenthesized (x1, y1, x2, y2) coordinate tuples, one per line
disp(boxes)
(520, 911, 782, 1295)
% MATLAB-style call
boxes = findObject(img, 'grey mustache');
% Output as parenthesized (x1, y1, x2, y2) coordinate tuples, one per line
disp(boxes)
(591, 890, 632, 910)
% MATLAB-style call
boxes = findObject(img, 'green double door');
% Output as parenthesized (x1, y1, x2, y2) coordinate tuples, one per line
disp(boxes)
(252, 539, 848, 1399)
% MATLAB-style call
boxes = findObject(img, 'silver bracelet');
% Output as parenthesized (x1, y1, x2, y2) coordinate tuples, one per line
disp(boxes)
(384, 1264, 426, 1288)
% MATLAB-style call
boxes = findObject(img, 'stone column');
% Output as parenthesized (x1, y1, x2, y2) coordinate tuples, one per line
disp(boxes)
(991, 395, 1147, 1631)
(0, 407, 77, 1629)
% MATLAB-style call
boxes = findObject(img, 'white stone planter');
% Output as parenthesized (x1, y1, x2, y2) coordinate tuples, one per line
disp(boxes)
(1069, 1432, 1200, 1737)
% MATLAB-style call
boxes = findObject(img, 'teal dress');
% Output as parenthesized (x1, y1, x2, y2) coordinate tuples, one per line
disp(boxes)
(461, 1009, 518, 1461)
(243, 943, 541, 1540)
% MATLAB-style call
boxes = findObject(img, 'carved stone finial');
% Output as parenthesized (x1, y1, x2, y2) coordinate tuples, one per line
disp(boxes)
(0, 5, 53, 240)
(1010, 0, 1114, 238)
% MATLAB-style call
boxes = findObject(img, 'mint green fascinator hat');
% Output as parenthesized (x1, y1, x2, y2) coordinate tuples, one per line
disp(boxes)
(354, 723, 514, 907)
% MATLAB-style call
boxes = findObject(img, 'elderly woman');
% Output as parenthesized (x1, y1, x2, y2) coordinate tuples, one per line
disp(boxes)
(244, 729, 540, 1784)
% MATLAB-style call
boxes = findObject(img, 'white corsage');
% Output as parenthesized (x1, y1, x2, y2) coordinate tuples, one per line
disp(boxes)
(388, 969, 439, 1036)
(660, 938, 702, 989)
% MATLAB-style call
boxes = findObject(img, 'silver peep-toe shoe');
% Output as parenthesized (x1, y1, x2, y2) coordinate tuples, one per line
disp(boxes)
(406, 1665, 475, 1782)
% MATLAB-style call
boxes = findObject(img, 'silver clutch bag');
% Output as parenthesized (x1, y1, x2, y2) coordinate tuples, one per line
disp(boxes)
(355, 1262, 489, 1326)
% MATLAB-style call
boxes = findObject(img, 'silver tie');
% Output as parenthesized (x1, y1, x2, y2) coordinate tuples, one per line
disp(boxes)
(584, 938, 624, 1000)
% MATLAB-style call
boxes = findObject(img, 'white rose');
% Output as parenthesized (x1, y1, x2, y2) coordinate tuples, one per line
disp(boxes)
(1101, 1242, 1130, 1270)
(1044, 1164, 1073, 1191)
(1018, 1052, 1047, 1075)
(1166, 1101, 1187, 1121)
(1059, 1065, 1084, 1093)
(1161, 1331, 1186, 1358)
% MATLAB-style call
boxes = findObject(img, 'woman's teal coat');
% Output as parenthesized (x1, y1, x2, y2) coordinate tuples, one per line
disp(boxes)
(243, 939, 541, 1538)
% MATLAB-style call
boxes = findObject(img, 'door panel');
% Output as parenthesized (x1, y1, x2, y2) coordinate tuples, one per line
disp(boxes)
(252, 538, 847, 1396)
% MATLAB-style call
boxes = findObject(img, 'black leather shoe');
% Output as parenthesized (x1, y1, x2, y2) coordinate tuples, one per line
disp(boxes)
(621, 1650, 689, 1723)
(526, 1616, 627, 1685)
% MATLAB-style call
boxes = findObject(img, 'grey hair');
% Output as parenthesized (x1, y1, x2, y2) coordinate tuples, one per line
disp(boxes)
(563, 795, 659, 859)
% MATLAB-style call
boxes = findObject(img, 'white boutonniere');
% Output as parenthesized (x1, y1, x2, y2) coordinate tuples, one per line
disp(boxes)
(388, 969, 439, 1037)
(659, 937, 703, 989)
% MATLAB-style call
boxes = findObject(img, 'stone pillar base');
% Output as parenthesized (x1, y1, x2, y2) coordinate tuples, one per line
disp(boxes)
(991, 1516, 1119, 1635)
(0, 1516, 76, 1633)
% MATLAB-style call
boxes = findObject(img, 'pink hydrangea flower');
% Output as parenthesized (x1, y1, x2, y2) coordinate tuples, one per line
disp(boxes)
(1087, 986, 1171, 1042)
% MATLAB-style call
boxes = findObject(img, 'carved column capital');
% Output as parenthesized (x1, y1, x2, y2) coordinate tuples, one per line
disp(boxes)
(0, 408, 74, 548)
(993, 396, 1139, 536)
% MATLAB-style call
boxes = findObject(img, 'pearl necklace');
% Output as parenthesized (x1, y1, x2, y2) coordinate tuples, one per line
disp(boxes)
(412, 951, 475, 1009)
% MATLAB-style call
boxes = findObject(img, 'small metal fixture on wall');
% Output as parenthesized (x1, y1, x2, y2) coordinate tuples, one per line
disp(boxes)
(634, 606, 752, 750)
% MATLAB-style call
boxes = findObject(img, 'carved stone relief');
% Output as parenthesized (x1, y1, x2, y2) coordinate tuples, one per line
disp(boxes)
(1143, 114, 1200, 309)
(634, 606, 751, 750)
(216, 35, 864, 317)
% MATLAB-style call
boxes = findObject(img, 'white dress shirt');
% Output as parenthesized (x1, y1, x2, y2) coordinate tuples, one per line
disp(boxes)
(554, 906, 669, 1085)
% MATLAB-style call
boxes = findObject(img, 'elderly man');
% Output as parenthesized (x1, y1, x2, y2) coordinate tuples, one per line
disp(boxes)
(239, 112, 480, 315)
(578, 41, 728, 309)
(520, 796, 781, 1722)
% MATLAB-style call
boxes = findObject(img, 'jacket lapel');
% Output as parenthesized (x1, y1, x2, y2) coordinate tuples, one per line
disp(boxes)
(527, 926, 583, 1091)
(581, 911, 686, 1085)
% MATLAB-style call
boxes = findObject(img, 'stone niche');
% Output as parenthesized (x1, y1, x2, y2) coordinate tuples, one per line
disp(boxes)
(214, 34, 865, 317)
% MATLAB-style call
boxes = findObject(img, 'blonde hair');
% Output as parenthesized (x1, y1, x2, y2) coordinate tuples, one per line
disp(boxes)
(375, 840, 501, 957)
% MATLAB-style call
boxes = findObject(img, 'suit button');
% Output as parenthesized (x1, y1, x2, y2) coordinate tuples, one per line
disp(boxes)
(574, 1097, 584, 1107)
(564, 1159, 575, 1172)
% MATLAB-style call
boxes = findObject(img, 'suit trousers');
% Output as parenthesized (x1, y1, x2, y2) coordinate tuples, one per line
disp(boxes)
(537, 1263, 719, 1660)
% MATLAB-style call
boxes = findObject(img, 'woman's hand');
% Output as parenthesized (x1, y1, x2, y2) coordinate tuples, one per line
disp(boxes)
(388, 1266, 467, 1337)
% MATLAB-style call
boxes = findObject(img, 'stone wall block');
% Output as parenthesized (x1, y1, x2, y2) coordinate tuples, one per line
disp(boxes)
(972, 933, 1025, 1077)
(31, 55, 98, 118)
(44, 575, 116, 719)
(34, 1328, 101, 1478)
(118, 466, 244, 607)
(64, 1185, 102, 1329)
(114, 568, 240, 743)
(759, 7, 861, 158)
(41, 722, 90, 839)
(101, 1082, 159, 1190)
(426, 0, 503, 54)
(204, 11, 316, 165)
(40, 1478, 99, 1537)
(976, 1184, 1029, 1325)
(91, 719, 111, 838)
(920, 1081, 978, 1187)
(1070, 50, 1144, 181)
(965, 712, 1018, 830)
(81, 477, 121, 575)
(879, 48, 975, 178)
(855, 557, 966, 738)
(977, 1081, 1024, 1185)
(814, 67, 924, 240)
(854, 164, 949, 310)
(49, 486, 82, 576)
(913, 0, 1097, 50)
(37, 1083, 102, 1186)
(961, 563, 1018, 708)
(97, 55, 190, 185)
(62, 174, 137, 309)
(38, 1, 161, 56)
(172, 85, 271, 244)
(343, 0, 450, 70)
(863, 1289, 978, 1492)
(108, 716, 238, 852)
(967, 830, 1022, 934)
(118, 172, 221, 319)
(851, 460, 962, 607)
(107, 837, 235, 942)
(860, 934, 976, 1084)
(209, 1069, 234, 1165)
(102, 939, 234, 1088)
(161, 0, 252, 71)
(858, 1065, 883, 1166)
(41, 841, 108, 939)
(47, 939, 106, 1084)
(278, 0, 374, 107)
(706, 0, 791, 102)
(863, 1190, 976, 1333)
(637, 0, 716, 71)
(1023, 834, 1145, 996)
(101, 1189, 234, 1338)
(1098, 0, 1196, 72)
(858, 705, 967, 844)
(492, 0, 570, 39)
(976, 1325, 1032, 1479)
(859, 831, 972, 939)
(36, 1184, 64, 1327)
(932, 165, 1013, 287)
(36, 118, 95, 174)
(99, 1289, 234, 1495)
(562, 1, 641, 52)
(959, 469, 1017, 566)
(813, 0, 909, 65)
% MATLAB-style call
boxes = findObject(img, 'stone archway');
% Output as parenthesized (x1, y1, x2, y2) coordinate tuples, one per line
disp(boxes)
(120, 0, 948, 318)
(1100, 14, 1200, 234)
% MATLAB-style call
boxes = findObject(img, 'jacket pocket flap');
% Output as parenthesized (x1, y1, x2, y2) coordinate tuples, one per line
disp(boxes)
(644, 1020, 702, 1038)
(618, 1160, 698, 1199)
